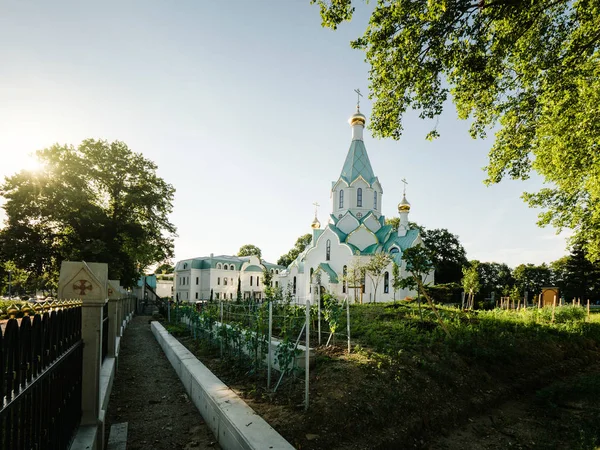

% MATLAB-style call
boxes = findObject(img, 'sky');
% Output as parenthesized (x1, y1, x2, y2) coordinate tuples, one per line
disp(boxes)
(0, 0, 571, 268)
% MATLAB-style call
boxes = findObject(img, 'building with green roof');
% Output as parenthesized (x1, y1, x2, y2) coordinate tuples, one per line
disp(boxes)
(276, 106, 430, 303)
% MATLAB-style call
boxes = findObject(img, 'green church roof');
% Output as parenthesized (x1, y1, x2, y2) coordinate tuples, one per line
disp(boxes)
(339, 139, 377, 185)
(318, 263, 339, 283)
(244, 265, 263, 272)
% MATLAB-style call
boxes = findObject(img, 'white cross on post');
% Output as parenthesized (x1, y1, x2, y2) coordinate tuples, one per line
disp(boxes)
(354, 88, 363, 109)
(312, 201, 320, 217)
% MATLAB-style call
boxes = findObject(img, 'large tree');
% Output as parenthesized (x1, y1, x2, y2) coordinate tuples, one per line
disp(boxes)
(0, 139, 176, 288)
(314, 0, 600, 260)
(237, 244, 262, 259)
(512, 263, 553, 298)
(551, 244, 600, 302)
(422, 228, 468, 284)
(472, 261, 514, 298)
(277, 233, 312, 267)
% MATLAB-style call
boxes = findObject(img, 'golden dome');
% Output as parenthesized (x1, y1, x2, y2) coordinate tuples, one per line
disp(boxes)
(348, 109, 366, 126)
(311, 216, 321, 229)
(398, 195, 411, 213)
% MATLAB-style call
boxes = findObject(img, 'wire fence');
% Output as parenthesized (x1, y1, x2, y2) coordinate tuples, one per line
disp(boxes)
(167, 296, 353, 410)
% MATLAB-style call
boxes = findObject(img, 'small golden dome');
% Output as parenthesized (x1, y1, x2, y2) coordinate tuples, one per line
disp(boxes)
(398, 195, 411, 213)
(311, 216, 321, 229)
(348, 110, 366, 127)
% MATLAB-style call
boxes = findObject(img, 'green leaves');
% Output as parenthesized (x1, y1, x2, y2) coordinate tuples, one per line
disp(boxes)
(314, 0, 600, 260)
(237, 244, 262, 259)
(0, 139, 177, 287)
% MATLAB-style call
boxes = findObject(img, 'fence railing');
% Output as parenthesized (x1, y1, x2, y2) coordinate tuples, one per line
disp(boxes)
(102, 302, 109, 362)
(0, 301, 83, 450)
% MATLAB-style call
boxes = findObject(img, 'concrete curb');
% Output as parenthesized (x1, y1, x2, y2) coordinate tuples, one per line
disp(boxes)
(151, 321, 295, 450)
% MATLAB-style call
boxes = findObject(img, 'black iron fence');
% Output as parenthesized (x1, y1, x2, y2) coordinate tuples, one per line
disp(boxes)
(0, 303, 83, 450)
(102, 302, 109, 362)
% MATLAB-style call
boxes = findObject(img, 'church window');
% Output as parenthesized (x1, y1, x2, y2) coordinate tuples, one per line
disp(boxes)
(342, 265, 347, 293)
(384, 272, 389, 294)
(275, 281, 279, 288)
(257, 277, 260, 286)
(276, 270, 279, 274)
(195, 292, 198, 300)
(293, 276, 297, 294)
(217, 277, 220, 285)
(271, 269, 274, 274)
(356, 212, 362, 218)
(250, 276, 253, 286)
(390, 247, 399, 254)
(217, 263, 222, 269)
(183, 263, 188, 269)
(339, 190, 344, 208)
(357, 188, 362, 207)
(231, 278, 233, 284)
(196, 277, 199, 285)
(224, 277, 228, 286)
(374, 191, 378, 209)
(216, 293, 220, 300)
(326, 239, 331, 261)
(230, 293, 233, 300)
(310, 268, 314, 293)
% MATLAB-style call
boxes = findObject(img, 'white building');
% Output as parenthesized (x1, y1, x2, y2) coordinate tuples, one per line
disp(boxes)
(277, 107, 430, 303)
(174, 107, 430, 304)
(174, 254, 284, 302)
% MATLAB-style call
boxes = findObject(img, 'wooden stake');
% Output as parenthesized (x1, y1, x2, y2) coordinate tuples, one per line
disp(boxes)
(578, 298, 581, 307)
(538, 294, 541, 309)
(587, 299, 591, 320)
(552, 295, 556, 323)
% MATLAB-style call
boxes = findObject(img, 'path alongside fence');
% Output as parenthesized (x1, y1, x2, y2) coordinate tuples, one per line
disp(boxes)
(104, 316, 219, 450)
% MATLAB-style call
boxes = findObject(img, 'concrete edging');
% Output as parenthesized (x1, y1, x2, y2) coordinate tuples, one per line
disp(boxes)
(151, 321, 295, 450)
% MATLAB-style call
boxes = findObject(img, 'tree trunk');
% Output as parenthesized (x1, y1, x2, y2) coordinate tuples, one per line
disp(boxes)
(415, 276, 451, 338)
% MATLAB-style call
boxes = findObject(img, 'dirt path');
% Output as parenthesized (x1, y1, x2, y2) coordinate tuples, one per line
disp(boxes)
(104, 316, 220, 450)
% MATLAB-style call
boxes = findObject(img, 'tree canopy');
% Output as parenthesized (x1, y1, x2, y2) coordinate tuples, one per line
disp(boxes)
(422, 228, 468, 284)
(0, 139, 176, 288)
(314, 0, 600, 260)
(277, 233, 312, 267)
(237, 244, 262, 259)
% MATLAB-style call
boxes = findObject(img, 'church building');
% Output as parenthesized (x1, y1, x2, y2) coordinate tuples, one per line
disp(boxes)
(173, 105, 430, 304)
(276, 106, 429, 303)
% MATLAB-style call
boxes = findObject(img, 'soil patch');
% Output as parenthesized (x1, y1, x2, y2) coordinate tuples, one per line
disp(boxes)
(104, 316, 220, 450)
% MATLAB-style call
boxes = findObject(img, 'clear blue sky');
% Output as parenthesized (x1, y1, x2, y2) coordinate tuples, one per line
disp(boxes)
(0, 0, 570, 268)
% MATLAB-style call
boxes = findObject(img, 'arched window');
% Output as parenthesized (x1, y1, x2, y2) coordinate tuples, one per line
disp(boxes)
(326, 239, 331, 261)
(217, 277, 220, 285)
(293, 276, 297, 294)
(183, 263, 188, 269)
(339, 190, 344, 208)
(384, 271, 389, 294)
(230, 264, 235, 270)
(217, 263, 222, 270)
(275, 281, 279, 288)
(250, 276, 253, 286)
(310, 268, 314, 293)
(257, 277, 259, 286)
(224, 277, 228, 286)
(342, 265, 347, 293)
(390, 247, 399, 254)
(374, 191, 378, 209)
(276, 270, 279, 274)
(357, 188, 362, 207)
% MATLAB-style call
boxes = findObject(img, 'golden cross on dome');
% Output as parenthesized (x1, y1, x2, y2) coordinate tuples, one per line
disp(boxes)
(354, 88, 363, 109)
(312, 201, 320, 216)
(401, 178, 408, 196)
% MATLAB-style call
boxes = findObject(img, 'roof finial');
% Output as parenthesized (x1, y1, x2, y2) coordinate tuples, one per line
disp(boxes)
(311, 201, 321, 229)
(354, 88, 363, 111)
(401, 178, 408, 196)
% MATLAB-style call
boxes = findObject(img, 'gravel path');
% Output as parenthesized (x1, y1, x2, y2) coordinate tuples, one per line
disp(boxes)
(104, 316, 220, 450)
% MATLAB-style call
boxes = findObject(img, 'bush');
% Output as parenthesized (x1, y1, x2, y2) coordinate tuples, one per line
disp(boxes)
(425, 283, 462, 304)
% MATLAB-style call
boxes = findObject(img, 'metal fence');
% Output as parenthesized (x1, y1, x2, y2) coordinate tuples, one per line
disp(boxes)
(0, 302, 83, 450)
(102, 302, 109, 362)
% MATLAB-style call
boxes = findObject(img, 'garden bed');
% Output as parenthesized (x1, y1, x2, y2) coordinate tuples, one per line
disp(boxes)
(164, 303, 600, 449)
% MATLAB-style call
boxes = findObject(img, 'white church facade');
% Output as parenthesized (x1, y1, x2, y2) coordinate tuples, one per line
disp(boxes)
(174, 106, 430, 304)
